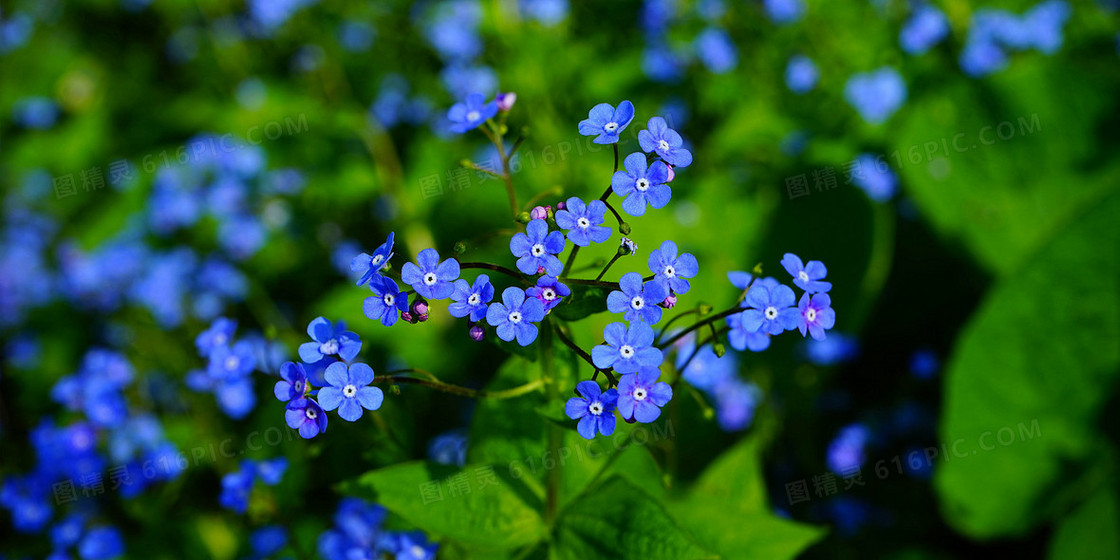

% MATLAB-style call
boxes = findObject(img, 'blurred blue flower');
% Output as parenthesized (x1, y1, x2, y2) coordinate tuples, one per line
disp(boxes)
(800, 332, 860, 365)
(826, 423, 870, 475)
(440, 64, 498, 100)
(338, 20, 375, 52)
(13, 96, 59, 129)
(844, 67, 907, 124)
(77, 526, 124, 560)
(900, 4, 949, 55)
(521, 0, 569, 25)
(642, 43, 688, 83)
(0, 11, 33, 54)
(423, 0, 483, 62)
(909, 347, 939, 379)
(247, 0, 315, 35)
(694, 27, 737, 73)
(250, 525, 289, 557)
(785, 55, 818, 94)
(428, 430, 468, 466)
(851, 153, 898, 202)
(763, 0, 804, 24)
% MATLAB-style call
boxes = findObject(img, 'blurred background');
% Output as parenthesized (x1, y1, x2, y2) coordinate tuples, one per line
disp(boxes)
(1, 0, 1119, 559)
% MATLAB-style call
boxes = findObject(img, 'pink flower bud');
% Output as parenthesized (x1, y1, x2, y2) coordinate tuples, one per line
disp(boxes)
(497, 92, 517, 112)
(665, 164, 675, 182)
(411, 300, 429, 316)
(660, 294, 678, 309)
(401, 311, 413, 323)
(530, 206, 548, 220)
(555, 201, 567, 211)
(537, 265, 547, 275)
(469, 325, 484, 341)
(417, 313, 429, 323)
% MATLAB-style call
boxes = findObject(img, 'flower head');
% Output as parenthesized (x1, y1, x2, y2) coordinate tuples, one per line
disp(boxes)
(617, 368, 673, 423)
(299, 317, 362, 363)
(364, 276, 408, 327)
(448, 93, 498, 133)
(401, 248, 460, 299)
(274, 361, 308, 402)
(638, 117, 692, 168)
(195, 317, 237, 357)
(727, 313, 772, 352)
(577, 100, 635, 144)
(844, 67, 907, 125)
(485, 287, 546, 346)
(796, 292, 836, 340)
(591, 322, 663, 374)
(449, 274, 495, 322)
(607, 272, 668, 324)
(611, 152, 671, 217)
(285, 398, 327, 439)
(496, 92, 517, 112)
(351, 232, 395, 287)
(565, 381, 619, 439)
(648, 240, 698, 295)
(780, 253, 832, 293)
(318, 362, 383, 422)
(742, 283, 800, 335)
(554, 197, 611, 247)
(525, 275, 571, 312)
(207, 340, 257, 380)
(510, 219, 565, 276)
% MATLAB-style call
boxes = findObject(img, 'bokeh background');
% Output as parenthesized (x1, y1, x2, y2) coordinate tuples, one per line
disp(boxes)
(2, 0, 1119, 559)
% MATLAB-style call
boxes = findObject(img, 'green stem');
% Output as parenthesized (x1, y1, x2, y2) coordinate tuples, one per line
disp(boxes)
(594, 253, 623, 282)
(602, 199, 625, 227)
(540, 327, 563, 525)
(373, 373, 542, 399)
(563, 245, 580, 275)
(459, 262, 532, 284)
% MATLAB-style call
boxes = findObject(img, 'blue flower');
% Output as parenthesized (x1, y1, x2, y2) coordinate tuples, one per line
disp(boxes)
(611, 152, 672, 217)
(591, 322, 663, 374)
(12, 96, 59, 129)
(638, 117, 692, 168)
(364, 276, 408, 326)
(796, 292, 835, 340)
(648, 240, 698, 295)
(78, 526, 124, 560)
(351, 232, 395, 286)
(215, 376, 256, 419)
(274, 361, 308, 402)
(785, 55, 819, 94)
(851, 153, 897, 201)
(485, 287, 546, 346)
(525, 275, 571, 312)
(285, 397, 328, 439)
(607, 272, 668, 324)
(299, 317, 362, 363)
(254, 457, 289, 485)
(251, 525, 289, 557)
(900, 4, 949, 55)
(554, 197, 611, 246)
(207, 340, 257, 380)
(844, 67, 907, 125)
(617, 367, 672, 423)
(801, 333, 860, 366)
(780, 253, 832, 293)
(447, 93, 498, 133)
(827, 423, 870, 475)
(318, 362, 383, 422)
(565, 381, 619, 440)
(727, 313, 772, 352)
(401, 248, 460, 299)
(510, 219, 565, 276)
(195, 317, 237, 357)
(694, 27, 738, 74)
(577, 100, 635, 144)
(219, 467, 255, 513)
(909, 348, 939, 379)
(763, 0, 804, 24)
(449, 274, 495, 321)
(742, 283, 799, 335)
(383, 531, 439, 560)
(428, 430, 468, 467)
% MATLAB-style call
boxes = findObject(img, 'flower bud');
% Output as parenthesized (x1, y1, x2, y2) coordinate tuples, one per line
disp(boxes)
(497, 92, 517, 112)
(713, 342, 727, 358)
(660, 295, 677, 309)
(555, 200, 567, 211)
(665, 164, 675, 182)
(469, 325, 484, 341)
(618, 237, 638, 256)
(698, 303, 714, 315)
(516, 211, 531, 224)
(401, 311, 413, 323)
(530, 206, 549, 220)
(411, 300, 429, 317)
(453, 241, 467, 254)
(619, 222, 632, 235)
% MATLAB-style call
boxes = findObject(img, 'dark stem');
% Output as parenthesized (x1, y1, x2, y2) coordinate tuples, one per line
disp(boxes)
(602, 199, 625, 227)
(613, 143, 619, 172)
(459, 262, 531, 284)
(654, 308, 701, 345)
(554, 326, 600, 373)
(657, 306, 742, 349)
(563, 246, 580, 275)
(373, 373, 542, 399)
(594, 253, 623, 282)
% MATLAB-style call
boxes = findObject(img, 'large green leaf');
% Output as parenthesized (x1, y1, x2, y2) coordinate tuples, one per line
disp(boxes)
(551, 284, 611, 322)
(346, 461, 545, 551)
(553, 476, 715, 560)
(1047, 483, 1120, 560)
(935, 190, 1120, 538)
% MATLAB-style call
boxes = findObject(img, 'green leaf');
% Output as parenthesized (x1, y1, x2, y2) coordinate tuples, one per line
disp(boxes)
(553, 476, 715, 560)
(345, 461, 545, 551)
(468, 356, 549, 466)
(552, 285, 610, 322)
(935, 190, 1120, 538)
(1047, 484, 1120, 560)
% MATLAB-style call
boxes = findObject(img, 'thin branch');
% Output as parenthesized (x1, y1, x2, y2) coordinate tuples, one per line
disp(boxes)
(459, 262, 531, 284)
(373, 374, 543, 400)
(657, 306, 742, 350)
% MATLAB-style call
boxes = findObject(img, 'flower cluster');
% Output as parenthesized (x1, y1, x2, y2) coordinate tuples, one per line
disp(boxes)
(219, 458, 289, 513)
(726, 253, 836, 351)
(318, 498, 438, 560)
(189, 318, 262, 419)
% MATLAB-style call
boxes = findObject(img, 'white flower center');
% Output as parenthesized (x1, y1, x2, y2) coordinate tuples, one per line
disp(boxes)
(798, 271, 809, 282)
(319, 338, 339, 355)
(658, 139, 670, 152)
(214, 333, 227, 345)
(384, 293, 395, 306)
(466, 110, 480, 122)
(468, 293, 481, 306)
(343, 384, 357, 398)
(630, 296, 644, 310)
(305, 408, 317, 420)
(424, 272, 437, 285)
(294, 380, 304, 392)
(224, 356, 239, 370)
(765, 306, 778, 320)
(604, 121, 618, 132)
(371, 254, 384, 266)
(531, 244, 544, 257)
(577, 217, 590, 228)
(543, 288, 557, 301)
(806, 308, 817, 322)
(619, 344, 634, 359)
(634, 388, 647, 401)
(663, 265, 675, 278)
(635, 178, 650, 192)
(589, 402, 604, 415)
(410, 545, 426, 558)
(508, 311, 522, 323)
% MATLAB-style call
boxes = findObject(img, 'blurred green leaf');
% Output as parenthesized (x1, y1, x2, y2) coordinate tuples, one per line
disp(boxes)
(935, 190, 1120, 537)
(1047, 483, 1120, 560)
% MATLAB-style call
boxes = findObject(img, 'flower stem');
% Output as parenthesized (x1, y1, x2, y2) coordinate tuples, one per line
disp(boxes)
(554, 325, 600, 373)
(594, 253, 623, 282)
(459, 262, 532, 284)
(480, 122, 519, 218)
(657, 306, 742, 349)
(602, 199, 625, 227)
(373, 372, 543, 400)
(563, 246, 580, 275)
(654, 308, 701, 345)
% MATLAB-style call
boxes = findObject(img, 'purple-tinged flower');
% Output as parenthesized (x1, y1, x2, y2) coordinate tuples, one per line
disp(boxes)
(827, 423, 870, 475)
(447, 93, 498, 133)
(565, 381, 619, 440)
(401, 248, 460, 299)
(449, 274, 495, 321)
(195, 317, 237, 357)
(207, 340, 257, 380)
(411, 299, 430, 322)
(617, 367, 672, 423)
(299, 317, 362, 363)
(611, 152, 671, 217)
(485, 287, 546, 346)
(780, 253, 832, 293)
(660, 294, 677, 309)
(285, 398, 328, 439)
(525, 275, 571, 311)
(607, 272, 668, 324)
(648, 240, 698, 295)
(577, 100, 635, 144)
(638, 117, 692, 168)
(530, 205, 550, 220)
(351, 232, 395, 286)
(318, 362, 383, 422)
(496, 92, 517, 111)
(591, 322, 663, 373)
(727, 313, 772, 352)
(742, 283, 800, 335)
(274, 361, 309, 402)
(469, 325, 485, 341)
(554, 197, 611, 247)
(796, 292, 835, 340)
(364, 276, 408, 327)
(510, 219, 565, 276)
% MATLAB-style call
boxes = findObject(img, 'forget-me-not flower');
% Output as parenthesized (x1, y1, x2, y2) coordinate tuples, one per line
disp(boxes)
(577, 100, 635, 144)
(448, 274, 495, 322)
(510, 219, 565, 276)
(591, 322, 663, 374)
(486, 287, 546, 346)
(611, 152, 671, 217)
(638, 117, 692, 168)
(401, 248, 460, 299)
(554, 197, 611, 246)
(607, 272, 668, 324)
(565, 381, 619, 440)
